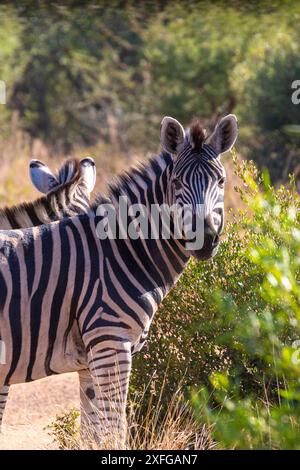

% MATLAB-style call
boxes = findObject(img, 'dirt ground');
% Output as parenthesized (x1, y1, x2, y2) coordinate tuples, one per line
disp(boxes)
(0, 373, 80, 450)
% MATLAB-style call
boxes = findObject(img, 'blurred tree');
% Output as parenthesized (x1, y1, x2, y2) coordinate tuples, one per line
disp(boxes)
(232, 4, 300, 182)
(0, 5, 23, 137)
(9, 2, 145, 151)
(0, 0, 300, 182)
(141, 5, 249, 133)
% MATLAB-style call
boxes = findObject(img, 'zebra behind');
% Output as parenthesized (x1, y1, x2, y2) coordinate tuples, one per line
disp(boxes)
(0, 114, 238, 447)
(0, 156, 96, 432)
(0, 157, 96, 229)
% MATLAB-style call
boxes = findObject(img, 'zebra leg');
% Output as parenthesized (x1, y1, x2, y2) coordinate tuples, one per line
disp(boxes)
(87, 343, 132, 449)
(78, 369, 100, 443)
(0, 385, 9, 432)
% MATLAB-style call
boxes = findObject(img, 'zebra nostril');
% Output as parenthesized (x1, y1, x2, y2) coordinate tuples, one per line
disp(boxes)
(204, 215, 217, 236)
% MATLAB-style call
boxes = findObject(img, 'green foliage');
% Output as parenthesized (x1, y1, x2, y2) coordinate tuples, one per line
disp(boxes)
(46, 409, 80, 450)
(0, 5, 23, 135)
(8, 4, 145, 151)
(0, 1, 300, 180)
(132, 156, 300, 449)
(141, 5, 247, 125)
(192, 165, 300, 449)
(233, 23, 300, 181)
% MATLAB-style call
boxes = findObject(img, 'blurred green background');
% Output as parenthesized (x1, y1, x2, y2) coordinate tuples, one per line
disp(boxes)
(0, 0, 300, 184)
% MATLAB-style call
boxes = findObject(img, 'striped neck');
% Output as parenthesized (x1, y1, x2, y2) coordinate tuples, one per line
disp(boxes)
(108, 152, 174, 207)
(92, 152, 190, 293)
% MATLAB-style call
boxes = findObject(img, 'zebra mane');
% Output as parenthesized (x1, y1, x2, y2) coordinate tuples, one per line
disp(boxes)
(47, 158, 88, 196)
(188, 119, 206, 151)
(90, 119, 207, 211)
(0, 158, 84, 227)
(54, 157, 81, 187)
(91, 151, 173, 210)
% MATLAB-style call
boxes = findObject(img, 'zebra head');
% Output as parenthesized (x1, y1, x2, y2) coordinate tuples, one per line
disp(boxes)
(160, 114, 238, 260)
(29, 156, 96, 196)
(29, 157, 96, 220)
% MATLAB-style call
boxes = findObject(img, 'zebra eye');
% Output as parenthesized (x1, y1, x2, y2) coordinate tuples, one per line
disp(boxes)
(173, 178, 183, 191)
(218, 177, 226, 188)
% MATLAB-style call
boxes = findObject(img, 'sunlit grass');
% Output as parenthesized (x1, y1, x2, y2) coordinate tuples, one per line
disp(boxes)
(47, 379, 214, 450)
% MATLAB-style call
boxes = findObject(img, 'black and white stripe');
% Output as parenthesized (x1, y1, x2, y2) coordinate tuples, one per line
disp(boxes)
(0, 156, 96, 432)
(0, 157, 96, 230)
(0, 115, 238, 447)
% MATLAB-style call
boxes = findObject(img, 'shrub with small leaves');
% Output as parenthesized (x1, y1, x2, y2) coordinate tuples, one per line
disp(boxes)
(193, 165, 300, 449)
(46, 409, 80, 450)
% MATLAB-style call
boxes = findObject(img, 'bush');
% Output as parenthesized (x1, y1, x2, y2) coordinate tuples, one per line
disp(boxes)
(46, 409, 80, 450)
(192, 166, 300, 449)
(131, 155, 300, 427)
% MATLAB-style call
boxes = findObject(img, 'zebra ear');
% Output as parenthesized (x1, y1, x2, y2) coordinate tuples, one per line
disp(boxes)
(160, 116, 185, 155)
(206, 114, 238, 155)
(79, 157, 96, 193)
(29, 159, 59, 194)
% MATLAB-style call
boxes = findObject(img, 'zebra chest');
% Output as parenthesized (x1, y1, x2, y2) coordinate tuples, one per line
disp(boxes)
(130, 291, 162, 353)
(131, 322, 152, 356)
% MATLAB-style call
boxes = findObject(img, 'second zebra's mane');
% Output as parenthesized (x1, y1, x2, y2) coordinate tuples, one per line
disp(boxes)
(54, 157, 80, 187)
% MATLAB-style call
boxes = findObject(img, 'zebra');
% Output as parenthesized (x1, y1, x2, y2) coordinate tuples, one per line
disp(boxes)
(0, 156, 96, 431)
(0, 114, 238, 447)
(0, 157, 96, 229)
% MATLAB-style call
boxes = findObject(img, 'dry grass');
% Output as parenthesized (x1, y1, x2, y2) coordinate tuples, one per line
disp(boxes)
(47, 378, 215, 451)
(126, 386, 214, 450)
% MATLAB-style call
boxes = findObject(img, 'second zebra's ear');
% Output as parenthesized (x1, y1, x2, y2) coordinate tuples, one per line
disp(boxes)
(206, 114, 238, 155)
(160, 116, 186, 155)
(29, 159, 59, 194)
(80, 157, 96, 193)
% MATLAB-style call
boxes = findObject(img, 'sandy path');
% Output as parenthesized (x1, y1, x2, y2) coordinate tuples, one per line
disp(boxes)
(0, 373, 80, 450)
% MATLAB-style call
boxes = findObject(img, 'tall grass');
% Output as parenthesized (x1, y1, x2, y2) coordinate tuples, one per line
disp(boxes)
(47, 380, 214, 450)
